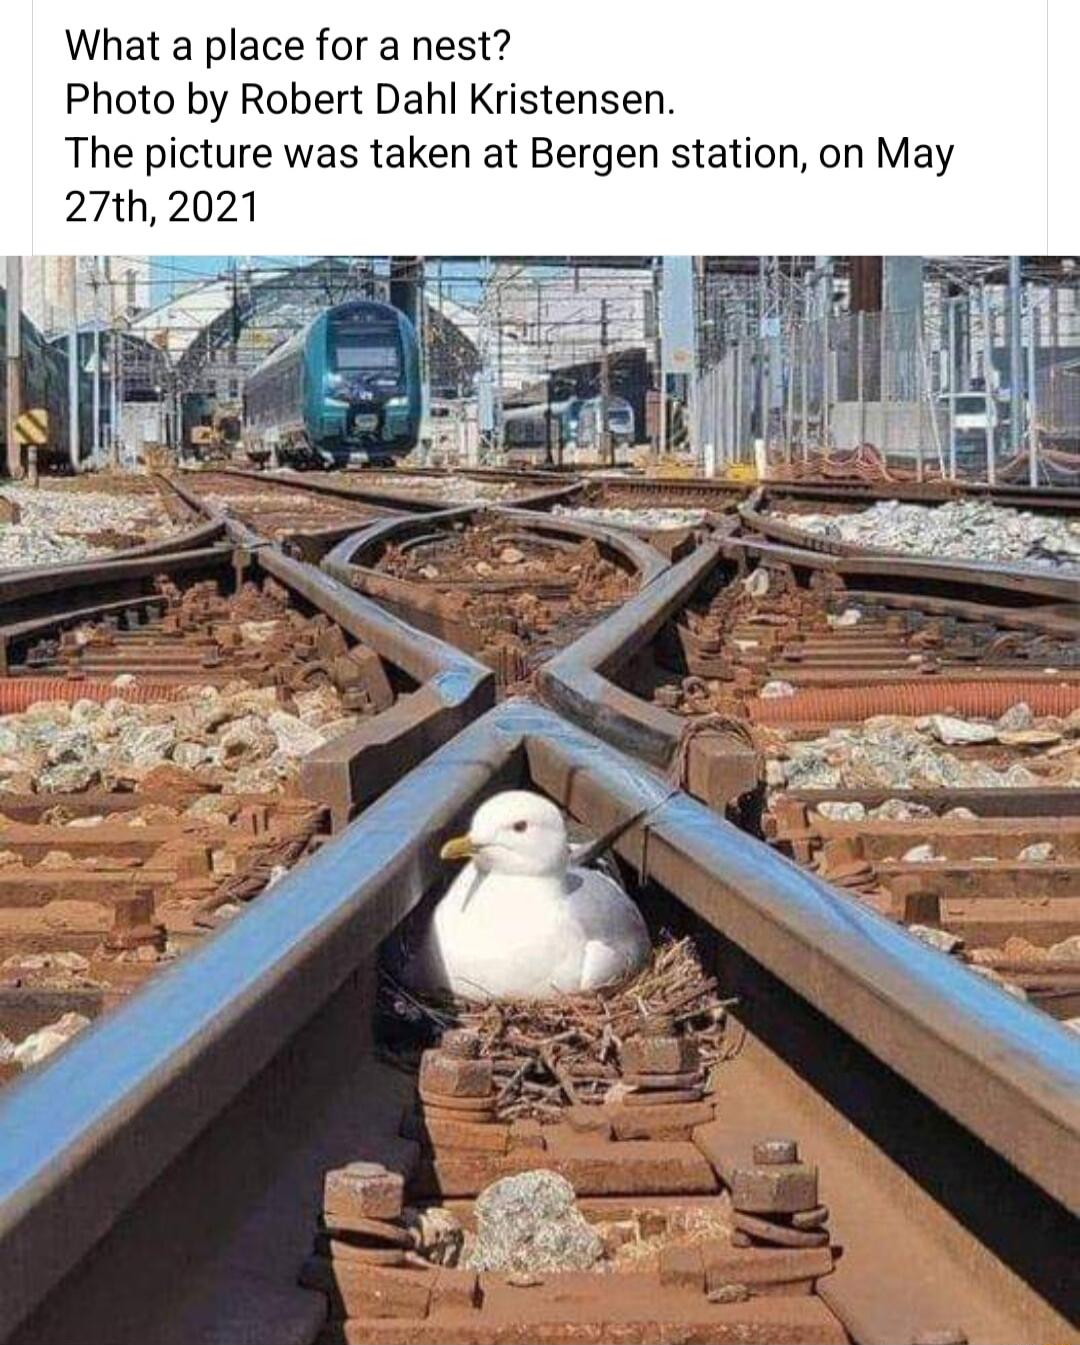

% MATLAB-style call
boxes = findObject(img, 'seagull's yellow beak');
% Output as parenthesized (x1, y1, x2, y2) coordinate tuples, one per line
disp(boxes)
(440, 835, 476, 862)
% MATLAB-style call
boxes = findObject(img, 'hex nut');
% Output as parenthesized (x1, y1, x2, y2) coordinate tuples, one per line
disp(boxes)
(729, 1161, 819, 1215)
(419, 1048, 493, 1099)
(323, 1162, 404, 1222)
(620, 1035, 700, 1076)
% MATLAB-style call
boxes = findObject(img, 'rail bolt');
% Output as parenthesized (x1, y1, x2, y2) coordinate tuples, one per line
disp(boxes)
(419, 1047, 493, 1099)
(730, 1156, 819, 1215)
(440, 1029, 482, 1059)
(105, 887, 167, 953)
(752, 1138, 799, 1166)
(620, 1029, 699, 1078)
(323, 1161, 404, 1222)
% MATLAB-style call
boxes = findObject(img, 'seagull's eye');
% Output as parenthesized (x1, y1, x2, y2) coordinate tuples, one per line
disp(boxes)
(512, 820, 528, 833)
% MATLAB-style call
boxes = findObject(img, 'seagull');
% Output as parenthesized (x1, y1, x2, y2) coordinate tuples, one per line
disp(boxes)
(402, 791, 651, 1002)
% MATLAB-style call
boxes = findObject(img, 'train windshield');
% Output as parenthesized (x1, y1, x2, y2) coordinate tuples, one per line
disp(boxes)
(331, 318, 401, 374)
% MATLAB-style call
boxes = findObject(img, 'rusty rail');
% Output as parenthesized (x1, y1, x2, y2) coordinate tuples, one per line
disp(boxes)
(321, 506, 670, 684)
(537, 533, 1079, 807)
(0, 538, 494, 830)
(172, 464, 581, 518)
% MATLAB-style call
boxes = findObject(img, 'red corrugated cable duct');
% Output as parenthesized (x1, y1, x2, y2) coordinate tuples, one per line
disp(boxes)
(748, 680, 1080, 725)
(0, 679, 184, 712)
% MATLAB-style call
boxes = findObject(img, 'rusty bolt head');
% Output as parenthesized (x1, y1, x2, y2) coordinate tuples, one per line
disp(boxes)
(620, 1034, 699, 1078)
(441, 1029, 481, 1059)
(114, 890, 156, 931)
(752, 1138, 799, 1166)
(419, 1048, 493, 1099)
(104, 888, 165, 953)
(323, 1162, 404, 1222)
(730, 1160, 818, 1215)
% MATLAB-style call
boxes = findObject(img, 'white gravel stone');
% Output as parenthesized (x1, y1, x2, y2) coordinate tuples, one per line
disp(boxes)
(816, 801, 866, 822)
(778, 499, 1080, 571)
(776, 719, 1071, 793)
(871, 799, 933, 820)
(996, 702, 1034, 732)
(12, 1011, 92, 1067)
(902, 843, 941, 863)
(0, 681, 342, 795)
(909, 925, 964, 954)
(928, 715, 998, 746)
(553, 505, 708, 532)
(1048, 935, 1080, 962)
(0, 485, 178, 569)
(466, 1171, 603, 1274)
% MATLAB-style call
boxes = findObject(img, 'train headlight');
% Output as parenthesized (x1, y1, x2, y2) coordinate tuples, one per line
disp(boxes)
(384, 396, 408, 408)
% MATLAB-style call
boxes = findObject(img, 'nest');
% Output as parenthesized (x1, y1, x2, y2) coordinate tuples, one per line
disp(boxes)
(381, 938, 735, 1121)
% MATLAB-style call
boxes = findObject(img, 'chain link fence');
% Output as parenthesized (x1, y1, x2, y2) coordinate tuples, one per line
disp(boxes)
(1035, 360, 1080, 452)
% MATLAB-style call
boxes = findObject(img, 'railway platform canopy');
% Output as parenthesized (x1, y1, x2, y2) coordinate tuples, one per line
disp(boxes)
(128, 257, 483, 407)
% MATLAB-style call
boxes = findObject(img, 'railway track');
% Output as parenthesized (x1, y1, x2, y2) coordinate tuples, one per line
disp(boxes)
(541, 534, 1080, 1019)
(0, 473, 225, 579)
(323, 507, 668, 693)
(738, 485, 1080, 597)
(0, 702, 1074, 1345)
(0, 471, 1075, 1345)
(0, 538, 492, 1082)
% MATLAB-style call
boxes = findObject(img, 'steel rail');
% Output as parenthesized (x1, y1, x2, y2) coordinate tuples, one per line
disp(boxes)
(0, 701, 1076, 1342)
(0, 544, 236, 643)
(758, 477, 1080, 514)
(0, 530, 494, 828)
(535, 538, 763, 813)
(255, 545, 496, 825)
(0, 515, 227, 589)
(322, 504, 672, 590)
(538, 533, 1080, 810)
(172, 465, 581, 517)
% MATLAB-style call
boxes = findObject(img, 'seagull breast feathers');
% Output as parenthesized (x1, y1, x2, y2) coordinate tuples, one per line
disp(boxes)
(561, 867, 651, 989)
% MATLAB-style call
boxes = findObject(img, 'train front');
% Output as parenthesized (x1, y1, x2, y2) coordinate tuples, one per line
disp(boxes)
(315, 301, 420, 465)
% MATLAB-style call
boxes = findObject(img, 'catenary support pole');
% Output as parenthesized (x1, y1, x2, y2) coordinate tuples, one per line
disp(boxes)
(67, 257, 80, 471)
(1027, 289, 1039, 487)
(1008, 255, 1023, 459)
(5, 257, 22, 479)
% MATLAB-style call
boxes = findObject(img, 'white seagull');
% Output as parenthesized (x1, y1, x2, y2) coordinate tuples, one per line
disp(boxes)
(403, 791, 651, 1002)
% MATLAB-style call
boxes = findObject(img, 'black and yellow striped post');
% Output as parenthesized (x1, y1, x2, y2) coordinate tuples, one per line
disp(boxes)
(13, 408, 48, 485)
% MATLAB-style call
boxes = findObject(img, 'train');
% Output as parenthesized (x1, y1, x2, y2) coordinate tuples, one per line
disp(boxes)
(243, 300, 422, 468)
(2, 287, 174, 472)
(0, 287, 71, 472)
(501, 395, 635, 462)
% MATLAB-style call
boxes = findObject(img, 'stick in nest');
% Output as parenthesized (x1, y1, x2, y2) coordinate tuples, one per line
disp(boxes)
(379, 937, 735, 1120)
